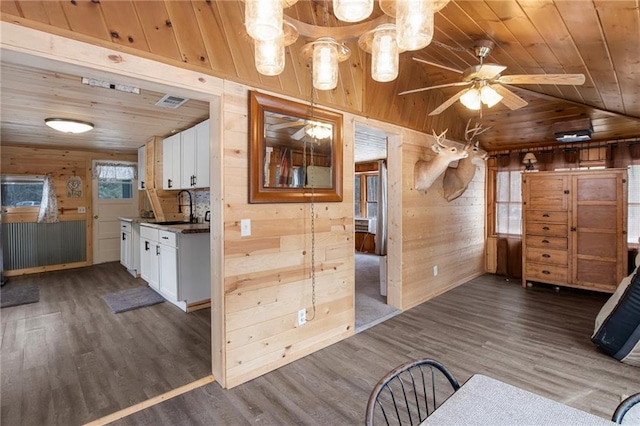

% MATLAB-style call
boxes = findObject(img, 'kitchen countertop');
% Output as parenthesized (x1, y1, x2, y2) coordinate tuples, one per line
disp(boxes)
(119, 217, 210, 234)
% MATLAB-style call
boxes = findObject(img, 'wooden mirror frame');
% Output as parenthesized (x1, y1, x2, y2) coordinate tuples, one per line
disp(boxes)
(249, 91, 343, 203)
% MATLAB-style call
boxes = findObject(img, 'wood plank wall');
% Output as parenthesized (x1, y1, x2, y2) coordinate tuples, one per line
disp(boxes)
(0, 145, 136, 270)
(221, 82, 355, 388)
(399, 131, 486, 309)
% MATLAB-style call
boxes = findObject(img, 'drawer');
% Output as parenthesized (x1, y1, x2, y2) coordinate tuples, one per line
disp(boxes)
(140, 226, 159, 241)
(525, 210, 568, 224)
(525, 263, 568, 283)
(120, 222, 132, 232)
(525, 247, 568, 266)
(158, 230, 177, 247)
(525, 235, 568, 250)
(525, 222, 568, 237)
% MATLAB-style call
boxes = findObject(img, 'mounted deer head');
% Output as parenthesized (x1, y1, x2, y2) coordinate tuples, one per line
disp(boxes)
(443, 120, 490, 202)
(414, 129, 469, 193)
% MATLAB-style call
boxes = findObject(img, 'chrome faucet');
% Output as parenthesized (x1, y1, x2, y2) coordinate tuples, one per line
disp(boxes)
(177, 190, 195, 223)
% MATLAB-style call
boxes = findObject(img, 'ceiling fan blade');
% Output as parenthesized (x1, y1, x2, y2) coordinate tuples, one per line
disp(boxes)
(428, 88, 469, 116)
(412, 57, 464, 74)
(466, 63, 508, 80)
(492, 84, 528, 110)
(291, 126, 307, 140)
(399, 81, 471, 96)
(269, 120, 306, 131)
(497, 74, 586, 85)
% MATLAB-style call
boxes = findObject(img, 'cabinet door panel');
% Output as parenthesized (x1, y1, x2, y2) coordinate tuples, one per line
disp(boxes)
(195, 119, 210, 188)
(523, 174, 569, 210)
(163, 133, 180, 190)
(137, 146, 146, 190)
(159, 244, 178, 300)
(181, 127, 196, 188)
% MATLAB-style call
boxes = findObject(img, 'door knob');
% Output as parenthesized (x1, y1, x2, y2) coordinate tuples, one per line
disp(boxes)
(93, 215, 99, 219)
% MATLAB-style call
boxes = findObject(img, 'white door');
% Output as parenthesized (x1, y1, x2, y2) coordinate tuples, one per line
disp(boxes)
(181, 126, 196, 188)
(92, 161, 139, 264)
(159, 243, 178, 300)
(195, 119, 210, 188)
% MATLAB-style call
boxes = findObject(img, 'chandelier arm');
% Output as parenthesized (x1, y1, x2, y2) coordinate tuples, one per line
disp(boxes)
(284, 15, 393, 40)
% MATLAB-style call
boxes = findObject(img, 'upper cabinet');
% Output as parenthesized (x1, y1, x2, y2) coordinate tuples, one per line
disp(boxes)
(137, 145, 146, 190)
(163, 119, 210, 190)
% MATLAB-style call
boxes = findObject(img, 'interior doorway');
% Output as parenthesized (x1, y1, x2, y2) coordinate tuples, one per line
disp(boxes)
(354, 123, 399, 332)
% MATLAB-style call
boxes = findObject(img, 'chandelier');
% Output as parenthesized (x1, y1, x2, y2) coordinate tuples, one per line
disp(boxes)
(244, 0, 450, 90)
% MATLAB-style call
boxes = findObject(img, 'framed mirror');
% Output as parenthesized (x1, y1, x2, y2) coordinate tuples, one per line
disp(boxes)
(249, 91, 343, 203)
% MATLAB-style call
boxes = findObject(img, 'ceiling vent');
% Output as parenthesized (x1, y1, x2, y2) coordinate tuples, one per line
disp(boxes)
(155, 94, 190, 109)
(552, 118, 593, 143)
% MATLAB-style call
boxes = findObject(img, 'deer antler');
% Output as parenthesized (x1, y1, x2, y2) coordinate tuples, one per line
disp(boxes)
(432, 129, 449, 147)
(464, 119, 491, 148)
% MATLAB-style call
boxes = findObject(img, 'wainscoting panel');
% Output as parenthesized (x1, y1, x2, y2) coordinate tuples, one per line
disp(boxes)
(2, 220, 86, 270)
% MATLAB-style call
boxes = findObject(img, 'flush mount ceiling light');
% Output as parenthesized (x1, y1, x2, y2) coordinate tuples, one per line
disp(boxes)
(243, 0, 450, 89)
(44, 118, 94, 134)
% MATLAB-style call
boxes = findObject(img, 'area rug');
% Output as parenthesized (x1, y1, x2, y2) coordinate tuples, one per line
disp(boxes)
(102, 287, 164, 314)
(1, 282, 40, 308)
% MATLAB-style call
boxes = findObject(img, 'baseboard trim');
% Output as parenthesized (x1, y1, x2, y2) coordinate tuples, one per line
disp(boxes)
(83, 375, 215, 426)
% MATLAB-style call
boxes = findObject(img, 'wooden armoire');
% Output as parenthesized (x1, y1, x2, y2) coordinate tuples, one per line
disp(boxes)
(521, 169, 628, 293)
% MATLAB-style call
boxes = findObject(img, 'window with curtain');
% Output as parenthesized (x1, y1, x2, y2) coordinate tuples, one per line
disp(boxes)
(1, 175, 44, 207)
(496, 170, 522, 235)
(354, 172, 378, 219)
(92, 161, 136, 199)
(628, 165, 640, 245)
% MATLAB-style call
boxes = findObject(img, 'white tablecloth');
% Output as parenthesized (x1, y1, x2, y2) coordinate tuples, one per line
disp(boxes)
(421, 374, 615, 425)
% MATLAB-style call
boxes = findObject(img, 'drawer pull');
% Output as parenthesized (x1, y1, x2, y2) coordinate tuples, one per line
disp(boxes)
(162, 236, 169, 240)
(542, 239, 549, 244)
(542, 254, 551, 258)
(542, 226, 550, 231)
(542, 270, 551, 275)
(542, 213, 550, 217)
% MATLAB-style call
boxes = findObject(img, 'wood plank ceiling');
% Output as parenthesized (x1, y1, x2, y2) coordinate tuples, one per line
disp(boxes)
(1, 0, 639, 152)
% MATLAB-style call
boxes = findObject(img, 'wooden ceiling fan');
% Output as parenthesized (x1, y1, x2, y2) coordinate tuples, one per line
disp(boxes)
(399, 40, 586, 116)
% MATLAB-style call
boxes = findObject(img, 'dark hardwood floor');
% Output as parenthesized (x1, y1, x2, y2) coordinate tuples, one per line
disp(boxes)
(114, 274, 640, 425)
(0, 263, 211, 426)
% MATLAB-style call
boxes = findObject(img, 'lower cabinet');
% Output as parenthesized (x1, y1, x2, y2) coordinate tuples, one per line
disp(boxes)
(139, 224, 210, 312)
(120, 220, 140, 277)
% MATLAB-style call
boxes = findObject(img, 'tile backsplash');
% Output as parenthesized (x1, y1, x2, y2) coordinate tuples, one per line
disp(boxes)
(192, 189, 210, 221)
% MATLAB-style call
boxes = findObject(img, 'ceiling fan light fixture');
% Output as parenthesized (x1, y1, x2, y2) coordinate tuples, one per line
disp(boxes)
(305, 121, 332, 139)
(395, 0, 434, 51)
(333, 0, 373, 22)
(480, 85, 503, 108)
(255, 36, 285, 76)
(245, 0, 283, 41)
(460, 88, 482, 110)
(44, 118, 94, 134)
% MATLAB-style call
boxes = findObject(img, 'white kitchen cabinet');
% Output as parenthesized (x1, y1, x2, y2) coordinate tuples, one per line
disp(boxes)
(139, 224, 210, 312)
(162, 133, 181, 190)
(140, 226, 159, 289)
(120, 220, 141, 277)
(194, 119, 210, 188)
(137, 145, 146, 190)
(163, 119, 210, 190)
(158, 231, 179, 301)
(120, 222, 132, 269)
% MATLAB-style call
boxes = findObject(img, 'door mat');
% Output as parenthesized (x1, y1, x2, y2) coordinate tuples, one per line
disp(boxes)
(102, 287, 164, 314)
(1, 282, 40, 308)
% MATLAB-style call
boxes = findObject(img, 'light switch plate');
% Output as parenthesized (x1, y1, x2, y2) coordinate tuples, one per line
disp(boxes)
(78, 206, 86, 213)
(240, 219, 251, 237)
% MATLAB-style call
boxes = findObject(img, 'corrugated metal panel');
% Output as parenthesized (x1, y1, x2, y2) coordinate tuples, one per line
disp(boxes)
(2, 221, 86, 270)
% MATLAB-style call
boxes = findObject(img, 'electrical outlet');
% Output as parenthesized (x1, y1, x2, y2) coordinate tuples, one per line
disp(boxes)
(78, 206, 86, 213)
(240, 219, 251, 237)
(433, 265, 438, 276)
(297, 308, 306, 326)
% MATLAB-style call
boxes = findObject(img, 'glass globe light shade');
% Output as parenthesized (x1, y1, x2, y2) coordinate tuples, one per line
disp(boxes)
(460, 88, 482, 110)
(245, 0, 283, 41)
(333, 0, 374, 22)
(396, 0, 434, 51)
(371, 24, 399, 82)
(313, 39, 339, 90)
(255, 36, 285, 76)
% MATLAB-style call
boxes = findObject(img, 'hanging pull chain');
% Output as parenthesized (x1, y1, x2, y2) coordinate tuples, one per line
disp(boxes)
(306, 68, 317, 322)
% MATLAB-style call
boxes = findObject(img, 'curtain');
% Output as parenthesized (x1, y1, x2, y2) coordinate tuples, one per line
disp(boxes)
(92, 161, 137, 182)
(376, 159, 387, 256)
(37, 174, 59, 223)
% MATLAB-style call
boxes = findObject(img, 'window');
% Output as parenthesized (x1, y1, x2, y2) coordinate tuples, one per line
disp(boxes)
(496, 170, 522, 235)
(93, 162, 136, 199)
(354, 172, 378, 219)
(1, 175, 44, 207)
(628, 165, 640, 245)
